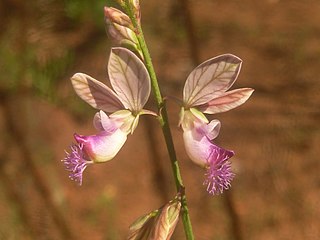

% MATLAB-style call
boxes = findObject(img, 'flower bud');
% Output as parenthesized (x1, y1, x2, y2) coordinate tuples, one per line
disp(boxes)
(104, 7, 142, 58)
(104, 7, 134, 30)
(153, 197, 181, 240)
(127, 196, 181, 240)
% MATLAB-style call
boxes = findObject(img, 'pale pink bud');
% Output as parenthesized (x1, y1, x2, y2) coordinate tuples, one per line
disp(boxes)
(127, 197, 181, 239)
(104, 7, 133, 30)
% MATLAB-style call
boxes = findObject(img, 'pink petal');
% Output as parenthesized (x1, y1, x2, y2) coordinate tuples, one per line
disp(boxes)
(93, 111, 119, 133)
(74, 129, 127, 163)
(204, 120, 221, 140)
(183, 127, 213, 166)
(108, 47, 151, 112)
(183, 119, 221, 166)
(71, 73, 124, 112)
(183, 54, 242, 108)
(198, 88, 254, 114)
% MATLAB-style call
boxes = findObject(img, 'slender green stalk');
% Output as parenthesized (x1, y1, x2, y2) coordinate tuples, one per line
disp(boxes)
(124, 1, 194, 239)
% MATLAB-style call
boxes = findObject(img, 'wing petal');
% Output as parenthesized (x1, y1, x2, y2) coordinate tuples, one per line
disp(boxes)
(183, 54, 242, 107)
(198, 88, 254, 114)
(71, 73, 124, 112)
(108, 47, 151, 112)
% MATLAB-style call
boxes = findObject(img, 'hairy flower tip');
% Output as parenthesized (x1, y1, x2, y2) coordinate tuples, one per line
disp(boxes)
(204, 145, 235, 195)
(62, 143, 93, 185)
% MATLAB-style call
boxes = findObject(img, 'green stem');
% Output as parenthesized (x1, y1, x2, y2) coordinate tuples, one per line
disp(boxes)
(124, 2, 194, 239)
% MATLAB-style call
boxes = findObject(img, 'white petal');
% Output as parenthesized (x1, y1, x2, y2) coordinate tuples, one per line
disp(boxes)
(183, 128, 212, 167)
(205, 120, 221, 140)
(108, 47, 151, 112)
(71, 73, 124, 112)
(93, 112, 104, 131)
(93, 111, 118, 133)
(76, 129, 127, 163)
(183, 54, 242, 107)
(94, 130, 127, 162)
(198, 88, 254, 114)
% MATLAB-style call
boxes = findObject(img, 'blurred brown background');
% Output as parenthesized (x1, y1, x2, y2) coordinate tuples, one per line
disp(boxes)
(0, 0, 319, 239)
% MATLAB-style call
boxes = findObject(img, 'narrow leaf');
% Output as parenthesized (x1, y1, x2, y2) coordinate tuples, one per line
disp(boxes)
(71, 73, 124, 112)
(108, 47, 151, 112)
(183, 54, 242, 107)
(198, 88, 254, 114)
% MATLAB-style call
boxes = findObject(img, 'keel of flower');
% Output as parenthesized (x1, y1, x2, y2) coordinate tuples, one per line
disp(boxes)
(74, 129, 127, 163)
(62, 125, 127, 185)
(204, 145, 235, 195)
(62, 143, 93, 185)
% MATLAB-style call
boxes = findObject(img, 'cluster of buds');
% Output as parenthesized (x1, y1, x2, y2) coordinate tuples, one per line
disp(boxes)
(104, 3, 143, 59)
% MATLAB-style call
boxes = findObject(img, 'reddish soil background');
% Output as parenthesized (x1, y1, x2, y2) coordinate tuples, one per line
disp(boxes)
(0, 0, 319, 239)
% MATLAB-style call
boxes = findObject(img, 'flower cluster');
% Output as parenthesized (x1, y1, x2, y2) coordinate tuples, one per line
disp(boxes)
(62, 6, 253, 196)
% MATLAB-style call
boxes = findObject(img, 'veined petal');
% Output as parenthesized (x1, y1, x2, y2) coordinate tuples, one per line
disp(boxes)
(198, 88, 254, 114)
(108, 47, 151, 112)
(183, 54, 242, 108)
(71, 73, 124, 112)
(74, 129, 127, 163)
(93, 110, 119, 132)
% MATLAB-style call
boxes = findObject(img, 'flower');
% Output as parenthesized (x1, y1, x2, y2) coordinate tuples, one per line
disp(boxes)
(181, 111, 235, 195)
(180, 54, 254, 194)
(62, 47, 154, 185)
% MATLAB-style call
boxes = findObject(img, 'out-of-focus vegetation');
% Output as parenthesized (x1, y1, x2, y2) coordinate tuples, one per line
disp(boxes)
(0, 0, 109, 103)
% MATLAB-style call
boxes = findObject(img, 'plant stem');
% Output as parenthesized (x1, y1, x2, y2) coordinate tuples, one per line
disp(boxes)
(124, 1, 194, 239)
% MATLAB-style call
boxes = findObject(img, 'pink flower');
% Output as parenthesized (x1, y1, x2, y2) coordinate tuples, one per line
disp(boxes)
(63, 47, 154, 184)
(180, 54, 254, 194)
